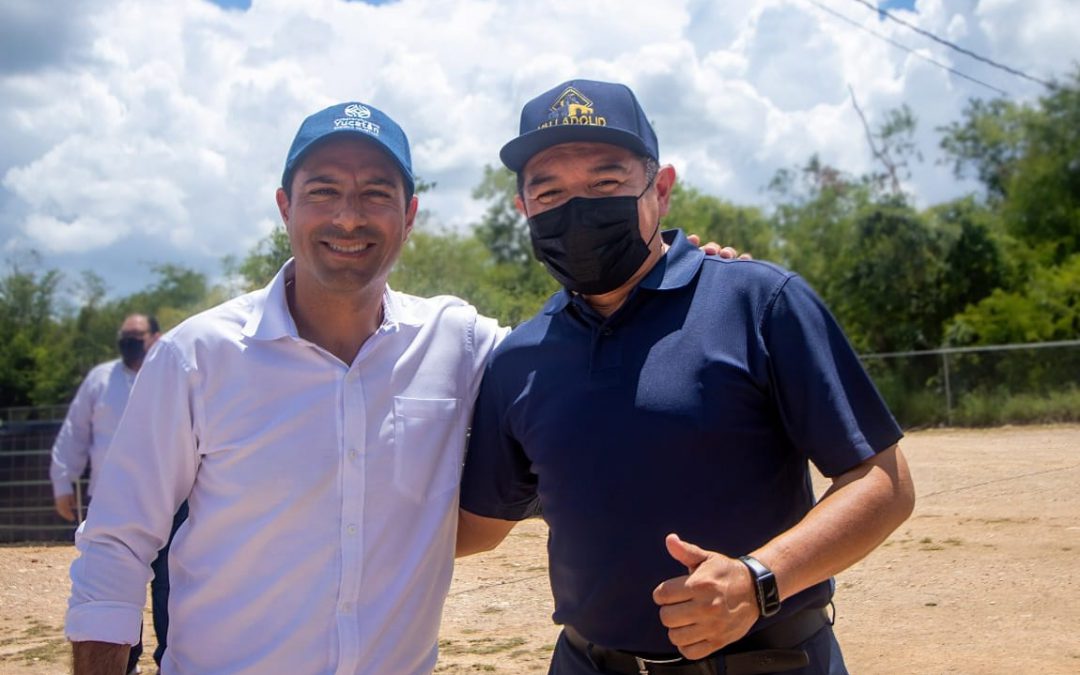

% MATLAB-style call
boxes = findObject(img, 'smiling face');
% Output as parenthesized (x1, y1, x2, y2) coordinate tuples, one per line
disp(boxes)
(275, 135, 417, 301)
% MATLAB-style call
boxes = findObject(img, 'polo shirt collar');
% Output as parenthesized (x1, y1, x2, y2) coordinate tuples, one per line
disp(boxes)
(242, 259, 422, 340)
(543, 228, 704, 315)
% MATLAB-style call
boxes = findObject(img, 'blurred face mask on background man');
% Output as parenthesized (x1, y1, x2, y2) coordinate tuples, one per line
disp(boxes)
(116, 331, 148, 369)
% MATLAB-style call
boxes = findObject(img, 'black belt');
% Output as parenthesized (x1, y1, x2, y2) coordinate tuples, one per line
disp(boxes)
(563, 607, 829, 675)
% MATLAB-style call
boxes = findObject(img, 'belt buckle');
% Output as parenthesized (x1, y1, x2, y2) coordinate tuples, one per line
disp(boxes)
(633, 654, 685, 674)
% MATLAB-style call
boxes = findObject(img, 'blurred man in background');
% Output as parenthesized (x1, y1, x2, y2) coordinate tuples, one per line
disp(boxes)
(51, 313, 182, 674)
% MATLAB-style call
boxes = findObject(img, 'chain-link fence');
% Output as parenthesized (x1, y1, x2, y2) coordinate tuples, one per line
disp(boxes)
(860, 339, 1080, 428)
(0, 406, 81, 543)
(2, 340, 1076, 542)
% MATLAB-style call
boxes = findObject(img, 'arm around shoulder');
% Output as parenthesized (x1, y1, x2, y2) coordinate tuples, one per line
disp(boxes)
(456, 509, 518, 557)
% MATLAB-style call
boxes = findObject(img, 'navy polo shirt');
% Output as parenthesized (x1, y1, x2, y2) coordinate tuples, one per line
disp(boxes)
(460, 229, 903, 654)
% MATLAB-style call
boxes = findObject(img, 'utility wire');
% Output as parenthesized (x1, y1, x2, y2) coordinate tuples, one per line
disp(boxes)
(806, 0, 1009, 97)
(848, 0, 1055, 90)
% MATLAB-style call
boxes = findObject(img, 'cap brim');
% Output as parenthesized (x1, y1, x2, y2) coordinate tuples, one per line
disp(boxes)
(499, 125, 653, 173)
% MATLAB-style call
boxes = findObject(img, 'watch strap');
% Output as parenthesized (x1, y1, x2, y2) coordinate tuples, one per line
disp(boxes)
(739, 554, 782, 617)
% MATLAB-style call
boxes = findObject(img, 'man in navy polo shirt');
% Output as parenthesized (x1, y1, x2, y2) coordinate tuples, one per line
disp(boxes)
(457, 79, 916, 675)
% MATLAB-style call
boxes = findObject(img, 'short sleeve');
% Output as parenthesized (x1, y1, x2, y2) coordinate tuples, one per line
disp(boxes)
(763, 275, 903, 477)
(459, 357, 540, 521)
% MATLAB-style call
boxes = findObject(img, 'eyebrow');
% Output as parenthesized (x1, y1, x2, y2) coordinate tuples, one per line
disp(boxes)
(526, 161, 633, 190)
(302, 174, 399, 190)
(302, 174, 341, 186)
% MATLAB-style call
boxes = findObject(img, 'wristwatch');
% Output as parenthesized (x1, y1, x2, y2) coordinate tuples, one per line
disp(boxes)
(739, 555, 781, 618)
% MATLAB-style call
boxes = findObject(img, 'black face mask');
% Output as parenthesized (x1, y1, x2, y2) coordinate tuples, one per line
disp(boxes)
(527, 181, 660, 296)
(117, 337, 146, 368)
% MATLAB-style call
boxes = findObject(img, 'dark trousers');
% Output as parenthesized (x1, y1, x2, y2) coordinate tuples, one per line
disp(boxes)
(149, 501, 189, 666)
(548, 625, 848, 675)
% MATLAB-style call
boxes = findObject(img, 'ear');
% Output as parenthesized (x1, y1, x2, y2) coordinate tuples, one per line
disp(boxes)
(275, 187, 291, 228)
(654, 164, 677, 218)
(402, 194, 419, 241)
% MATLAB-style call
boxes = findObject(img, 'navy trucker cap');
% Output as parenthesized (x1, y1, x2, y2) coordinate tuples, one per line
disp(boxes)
(500, 79, 659, 173)
(282, 102, 414, 195)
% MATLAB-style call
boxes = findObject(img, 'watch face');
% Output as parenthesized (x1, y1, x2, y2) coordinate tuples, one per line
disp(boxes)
(760, 574, 781, 616)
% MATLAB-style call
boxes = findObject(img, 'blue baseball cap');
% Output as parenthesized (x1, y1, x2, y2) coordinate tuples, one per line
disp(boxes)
(282, 101, 415, 195)
(500, 79, 659, 173)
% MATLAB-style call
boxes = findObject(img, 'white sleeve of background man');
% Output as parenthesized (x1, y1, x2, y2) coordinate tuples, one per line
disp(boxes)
(66, 340, 201, 646)
(49, 367, 103, 498)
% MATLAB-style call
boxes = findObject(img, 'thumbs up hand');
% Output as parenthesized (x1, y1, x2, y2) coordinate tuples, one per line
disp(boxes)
(651, 534, 761, 660)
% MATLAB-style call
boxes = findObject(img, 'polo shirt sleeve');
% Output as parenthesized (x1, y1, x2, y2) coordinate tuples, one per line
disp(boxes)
(459, 358, 540, 521)
(763, 274, 903, 478)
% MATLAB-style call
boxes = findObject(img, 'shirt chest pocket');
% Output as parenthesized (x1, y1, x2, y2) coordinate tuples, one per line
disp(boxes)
(393, 396, 464, 502)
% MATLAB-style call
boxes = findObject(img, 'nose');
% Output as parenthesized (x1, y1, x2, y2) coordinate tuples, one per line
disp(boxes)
(332, 193, 367, 231)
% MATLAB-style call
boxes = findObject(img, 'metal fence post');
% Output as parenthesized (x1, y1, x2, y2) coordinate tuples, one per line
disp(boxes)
(942, 352, 953, 426)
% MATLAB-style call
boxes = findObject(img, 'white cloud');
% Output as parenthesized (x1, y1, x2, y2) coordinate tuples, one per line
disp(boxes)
(20, 214, 126, 253)
(0, 0, 1076, 296)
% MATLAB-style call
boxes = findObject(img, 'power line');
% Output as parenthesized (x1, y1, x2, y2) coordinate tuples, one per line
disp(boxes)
(848, 0, 1055, 90)
(805, 0, 1009, 97)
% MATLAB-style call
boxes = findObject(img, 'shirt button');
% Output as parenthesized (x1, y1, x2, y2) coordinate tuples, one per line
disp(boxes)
(340, 601, 354, 613)
(348, 449, 359, 461)
(600, 327, 614, 336)
(346, 524, 358, 535)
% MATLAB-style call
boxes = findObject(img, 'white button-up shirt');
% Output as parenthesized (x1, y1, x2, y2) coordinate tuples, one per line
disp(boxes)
(67, 261, 506, 674)
(49, 358, 135, 497)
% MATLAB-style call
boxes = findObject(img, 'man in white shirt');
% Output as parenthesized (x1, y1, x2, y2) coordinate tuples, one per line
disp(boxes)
(51, 314, 160, 518)
(66, 102, 505, 675)
(52, 313, 160, 675)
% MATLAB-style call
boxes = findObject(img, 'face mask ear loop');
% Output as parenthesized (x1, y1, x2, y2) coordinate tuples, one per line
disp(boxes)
(638, 171, 661, 248)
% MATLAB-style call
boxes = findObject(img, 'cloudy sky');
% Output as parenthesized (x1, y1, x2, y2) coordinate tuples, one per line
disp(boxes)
(1, 0, 1077, 298)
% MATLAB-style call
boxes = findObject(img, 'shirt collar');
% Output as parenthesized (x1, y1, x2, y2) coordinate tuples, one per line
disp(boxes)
(543, 229, 704, 315)
(241, 259, 300, 341)
(241, 259, 424, 340)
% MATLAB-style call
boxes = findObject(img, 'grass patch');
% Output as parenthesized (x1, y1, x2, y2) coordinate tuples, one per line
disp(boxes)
(441, 636, 528, 656)
(953, 387, 1080, 427)
(22, 621, 58, 638)
(8, 639, 69, 665)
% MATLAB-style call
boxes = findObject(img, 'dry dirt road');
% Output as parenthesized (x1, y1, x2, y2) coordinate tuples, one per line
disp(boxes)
(2, 425, 1078, 674)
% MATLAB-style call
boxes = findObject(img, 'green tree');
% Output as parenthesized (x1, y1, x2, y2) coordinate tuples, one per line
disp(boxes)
(767, 156, 870, 301)
(944, 253, 1080, 394)
(946, 253, 1080, 346)
(472, 165, 531, 265)
(939, 98, 1030, 201)
(0, 256, 68, 407)
(467, 164, 558, 324)
(832, 200, 947, 353)
(941, 71, 1080, 263)
(236, 227, 291, 291)
(928, 197, 1013, 313)
(665, 184, 775, 260)
(118, 264, 211, 330)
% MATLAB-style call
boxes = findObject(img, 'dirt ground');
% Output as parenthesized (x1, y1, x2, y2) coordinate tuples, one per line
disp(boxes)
(2, 425, 1077, 674)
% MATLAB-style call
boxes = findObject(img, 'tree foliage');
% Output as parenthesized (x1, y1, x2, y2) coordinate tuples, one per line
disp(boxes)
(941, 70, 1080, 264)
(665, 184, 775, 261)
(0, 259, 212, 408)
(6, 75, 1080, 418)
